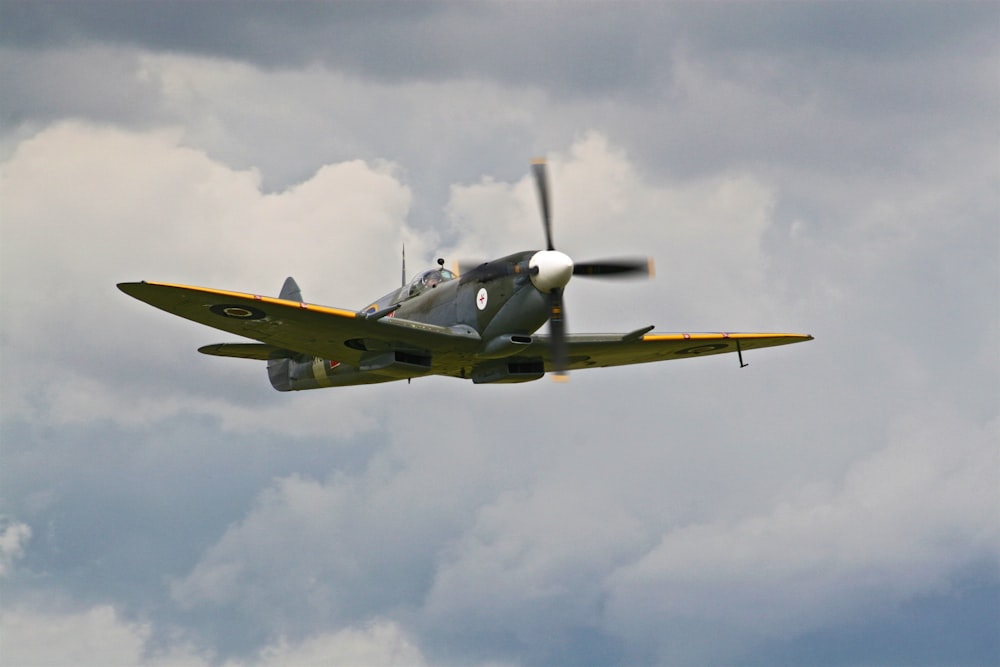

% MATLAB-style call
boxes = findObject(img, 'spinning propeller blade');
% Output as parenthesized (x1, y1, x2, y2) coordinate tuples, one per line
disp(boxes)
(574, 257, 655, 278)
(461, 159, 655, 380)
(532, 159, 568, 378)
(548, 287, 569, 380)
(532, 158, 555, 251)
(528, 158, 653, 381)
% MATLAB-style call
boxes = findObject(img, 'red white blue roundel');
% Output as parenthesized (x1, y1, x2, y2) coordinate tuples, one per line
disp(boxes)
(210, 303, 266, 320)
(476, 288, 488, 311)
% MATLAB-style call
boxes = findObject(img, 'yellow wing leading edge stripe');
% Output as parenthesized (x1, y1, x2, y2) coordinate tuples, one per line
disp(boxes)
(145, 281, 359, 319)
(121, 281, 485, 366)
(642, 333, 813, 342)
(640, 332, 813, 356)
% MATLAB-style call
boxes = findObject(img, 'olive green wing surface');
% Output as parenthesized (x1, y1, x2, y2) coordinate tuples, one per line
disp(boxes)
(530, 330, 813, 372)
(117, 281, 481, 366)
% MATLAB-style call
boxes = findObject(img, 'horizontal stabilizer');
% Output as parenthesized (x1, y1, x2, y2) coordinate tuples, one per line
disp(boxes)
(198, 343, 294, 361)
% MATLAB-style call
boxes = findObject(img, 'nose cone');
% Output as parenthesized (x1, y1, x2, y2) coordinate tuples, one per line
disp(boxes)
(529, 250, 574, 293)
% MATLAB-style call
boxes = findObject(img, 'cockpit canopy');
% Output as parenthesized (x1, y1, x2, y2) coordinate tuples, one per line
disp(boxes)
(362, 265, 459, 315)
(406, 267, 457, 298)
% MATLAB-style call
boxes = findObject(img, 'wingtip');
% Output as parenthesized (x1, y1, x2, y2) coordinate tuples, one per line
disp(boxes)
(117, 281, 144, 294)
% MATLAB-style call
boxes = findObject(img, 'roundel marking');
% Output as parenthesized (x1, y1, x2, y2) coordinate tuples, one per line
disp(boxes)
(476, 287, 489, 311)
(210, 303, 267, 320)
(675, 343, 729, 355)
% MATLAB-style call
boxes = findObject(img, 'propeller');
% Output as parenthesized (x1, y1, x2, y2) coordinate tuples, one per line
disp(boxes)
(574, 257, 655, 278)
(527, 158, 653, 380)
(532, 158, 555, 251)
(547, 287, 568, 382)
(456, 159, 653, 380)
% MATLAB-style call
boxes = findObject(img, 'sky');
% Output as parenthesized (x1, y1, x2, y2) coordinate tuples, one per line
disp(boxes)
(0, 2, 997, 666)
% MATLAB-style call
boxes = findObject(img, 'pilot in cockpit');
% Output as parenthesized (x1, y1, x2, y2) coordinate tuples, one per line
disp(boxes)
(408, 264, 456, 298)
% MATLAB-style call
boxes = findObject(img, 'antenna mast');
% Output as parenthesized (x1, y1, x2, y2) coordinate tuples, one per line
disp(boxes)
(401, 243, 407, 287)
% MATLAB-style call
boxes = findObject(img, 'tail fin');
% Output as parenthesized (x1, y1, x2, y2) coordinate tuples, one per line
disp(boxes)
(268, 277, 303, 391)
(279, 276, 303, 302)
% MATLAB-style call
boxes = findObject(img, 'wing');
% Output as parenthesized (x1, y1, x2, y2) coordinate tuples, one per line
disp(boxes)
(117, 281, 482, 367)
(197, 343, 291, 360)
(531, 330, 813, 372)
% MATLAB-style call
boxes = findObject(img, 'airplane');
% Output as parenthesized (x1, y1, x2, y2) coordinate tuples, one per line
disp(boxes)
(118, 159, 812, 390)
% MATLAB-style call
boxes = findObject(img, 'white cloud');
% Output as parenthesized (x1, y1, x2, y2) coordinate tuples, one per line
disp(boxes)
(0, 605, 434, 667)
(4, 112, 994, 662)
(236, 621, 428, 667)
(168, 416, 503, 628)
(0, 121, 414, 301)
(0, 518, 31, 578)
(603, 403, 1000, 658)
(0, 121, 420, 435)
(443, 131, 783, 331)
(421, 480, 648, 646)
(0, 123, 793, 436)
(0, 605, 210, 667)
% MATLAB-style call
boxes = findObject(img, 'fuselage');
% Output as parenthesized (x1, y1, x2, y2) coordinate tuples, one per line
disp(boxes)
(366, 250, 550, 337)
(269, 251, 553, 390)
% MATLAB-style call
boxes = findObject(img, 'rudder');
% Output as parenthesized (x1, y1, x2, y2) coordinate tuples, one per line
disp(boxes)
(279, 276, 303, 302)
(268, 277, 303, 391)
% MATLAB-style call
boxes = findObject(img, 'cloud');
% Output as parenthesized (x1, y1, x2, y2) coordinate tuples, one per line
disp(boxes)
(236, 620, 429, 667)
(1, 6, 997, 665)
(0, 605, 209, 667)
(0, 604, 433, 667)
(0, 517, 31, 578)
(0, 121, 413, 297)
(167, 405, 520, 638)
(165, 383, 998, 664)
(0, 122, 795, 436)
(604, 404, 999, 662)
(443, 131, 785, 332)
(0, 121, 419, 436)
(5, 120, 996, 665)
